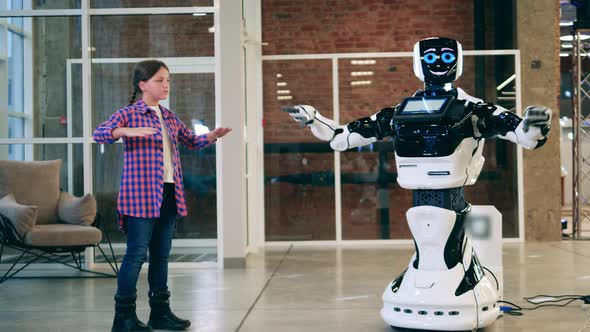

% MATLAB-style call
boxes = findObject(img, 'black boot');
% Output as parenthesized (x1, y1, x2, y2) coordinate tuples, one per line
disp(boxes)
(112, 294, 153, 332)
(147, 290, 191, 331)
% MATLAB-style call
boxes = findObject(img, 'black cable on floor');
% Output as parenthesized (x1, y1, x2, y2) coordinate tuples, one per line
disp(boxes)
(525, 294, 586, 305)
(498, 297, 585, 316)
(481, 266, 587, 316)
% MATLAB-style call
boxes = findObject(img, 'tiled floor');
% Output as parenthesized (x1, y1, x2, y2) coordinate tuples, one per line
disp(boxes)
(2, 242, 590, 331)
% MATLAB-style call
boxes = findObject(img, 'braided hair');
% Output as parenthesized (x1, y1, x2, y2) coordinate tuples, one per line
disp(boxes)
(128, 60, 170, 106)
(128, 88, 139, 106)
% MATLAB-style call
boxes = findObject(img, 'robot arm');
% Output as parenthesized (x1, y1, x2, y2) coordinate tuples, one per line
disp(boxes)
(283, 105, 395, 151)
(472, 103, 551, 150)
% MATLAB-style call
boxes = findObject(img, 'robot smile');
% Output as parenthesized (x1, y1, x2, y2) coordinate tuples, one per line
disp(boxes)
(429, 70, 448, 76)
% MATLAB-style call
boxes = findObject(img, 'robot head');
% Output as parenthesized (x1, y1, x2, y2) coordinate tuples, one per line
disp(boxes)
(413, 37, 463, 86)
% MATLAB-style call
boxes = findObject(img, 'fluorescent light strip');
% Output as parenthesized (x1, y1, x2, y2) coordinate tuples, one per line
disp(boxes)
(351, 71, 374, 76)
(277, 95, 293, 100)
(351, 59, 376, 65)
(350, 80, 372, 86)
(277, 90, 291, 94)
(560, 35, 590, 41)
(496, 74, 516, 91)
(277, 82, 287, 87)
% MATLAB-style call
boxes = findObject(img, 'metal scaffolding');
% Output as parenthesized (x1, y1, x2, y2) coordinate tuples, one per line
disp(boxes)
(571, 29, 590, 239)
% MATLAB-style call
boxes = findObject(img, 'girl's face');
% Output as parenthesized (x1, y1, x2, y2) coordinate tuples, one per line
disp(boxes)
(139, 67, 170, 101)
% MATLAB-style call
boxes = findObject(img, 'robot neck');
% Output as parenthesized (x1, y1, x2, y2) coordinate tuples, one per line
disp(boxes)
(422, 82, 456, 96)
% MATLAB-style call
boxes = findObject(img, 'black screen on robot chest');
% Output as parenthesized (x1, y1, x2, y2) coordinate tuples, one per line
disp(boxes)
(398, 97, 449, 116)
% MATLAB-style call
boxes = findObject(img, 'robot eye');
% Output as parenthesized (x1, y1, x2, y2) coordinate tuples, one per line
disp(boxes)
(441, 52, 456, 63)
(423, 53, 437, 64)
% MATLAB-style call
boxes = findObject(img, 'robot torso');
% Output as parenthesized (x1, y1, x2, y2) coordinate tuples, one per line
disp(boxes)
(393, 88, 485, 190)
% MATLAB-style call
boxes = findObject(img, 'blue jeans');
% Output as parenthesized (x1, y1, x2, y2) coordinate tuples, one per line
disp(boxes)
(116, 183, 177, 298)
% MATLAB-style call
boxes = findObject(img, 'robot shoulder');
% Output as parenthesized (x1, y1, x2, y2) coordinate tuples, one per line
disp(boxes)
(376, 106, 397, 119)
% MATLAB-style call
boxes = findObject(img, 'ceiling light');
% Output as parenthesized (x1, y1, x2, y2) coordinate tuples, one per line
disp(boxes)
(560, 35, 590, 41)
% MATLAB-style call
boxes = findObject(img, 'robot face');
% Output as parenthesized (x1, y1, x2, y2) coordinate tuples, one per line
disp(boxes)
(413, 37, 463, 85)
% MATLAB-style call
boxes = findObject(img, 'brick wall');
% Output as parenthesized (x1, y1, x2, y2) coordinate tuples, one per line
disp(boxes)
(262, 0, 475, 55)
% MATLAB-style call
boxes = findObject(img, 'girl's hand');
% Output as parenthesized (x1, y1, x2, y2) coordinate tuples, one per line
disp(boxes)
(113, 127, 158, 139)
(207, 127, 232, 142)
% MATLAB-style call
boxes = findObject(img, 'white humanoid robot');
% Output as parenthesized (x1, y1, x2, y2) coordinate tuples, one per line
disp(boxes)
(284, 37, 551, 331)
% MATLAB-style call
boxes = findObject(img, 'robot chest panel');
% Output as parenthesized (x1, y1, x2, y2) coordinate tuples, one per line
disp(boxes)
(392, 99, 472, 157)
(394, 124, 464, 157)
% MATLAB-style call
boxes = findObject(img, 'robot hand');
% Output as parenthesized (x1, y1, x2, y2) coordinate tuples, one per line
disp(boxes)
(515, 105, 551, 149)
(522, 105, 551, 135)
(282, 105, 338, 141)
(282, 105, 316, 128)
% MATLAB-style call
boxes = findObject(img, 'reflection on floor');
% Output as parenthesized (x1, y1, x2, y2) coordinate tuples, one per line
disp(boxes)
(2, 242, 590, 331)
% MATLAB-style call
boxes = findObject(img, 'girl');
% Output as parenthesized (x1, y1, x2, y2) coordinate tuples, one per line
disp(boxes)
(94, 60, 231, 332)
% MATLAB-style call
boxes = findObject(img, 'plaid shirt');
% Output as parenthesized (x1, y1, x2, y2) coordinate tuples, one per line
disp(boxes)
(93, 99, 212, 231)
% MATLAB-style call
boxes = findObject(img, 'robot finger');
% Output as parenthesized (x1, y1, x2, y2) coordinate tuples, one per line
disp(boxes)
(526, 111, 550, 120)
(527, 119, 550, 126)
(525, 105, 548, 112)
(523, 119, 549, 133)
(525, 108, 551, 120)
(281, 106, 300, 114)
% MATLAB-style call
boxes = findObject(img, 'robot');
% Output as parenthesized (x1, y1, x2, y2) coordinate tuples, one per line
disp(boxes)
(284, 37, 551, 331)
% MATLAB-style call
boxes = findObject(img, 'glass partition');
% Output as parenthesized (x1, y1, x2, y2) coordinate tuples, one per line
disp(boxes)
(263, 52, 522, 241)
